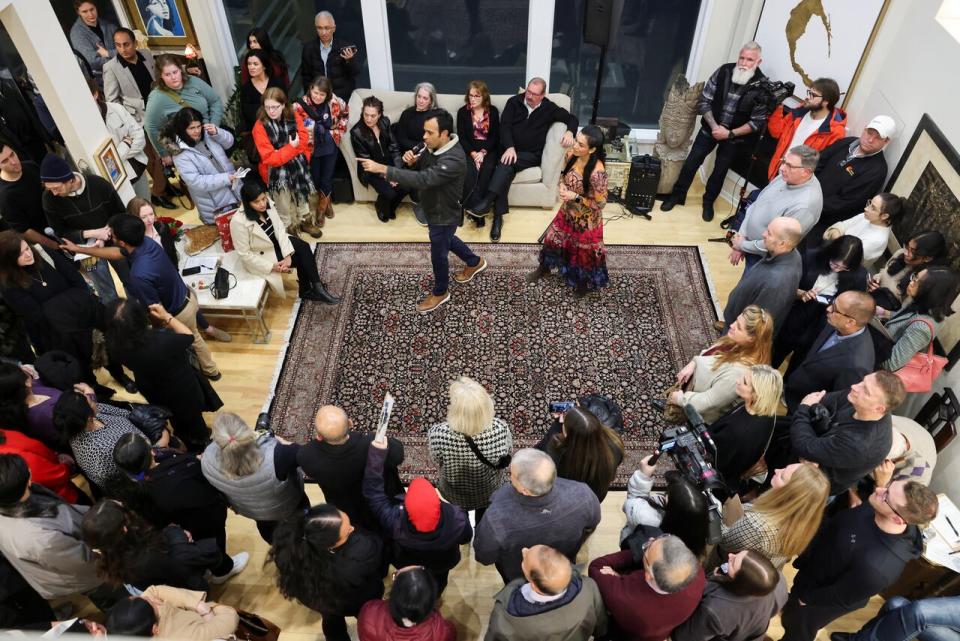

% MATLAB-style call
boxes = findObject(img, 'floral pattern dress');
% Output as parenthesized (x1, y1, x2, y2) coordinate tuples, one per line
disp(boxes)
(540, 167, 609, 291)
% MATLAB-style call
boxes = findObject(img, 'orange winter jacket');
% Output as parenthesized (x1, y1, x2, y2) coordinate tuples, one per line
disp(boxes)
(767, 106, 847, 180)
(252, 109, 311, 185)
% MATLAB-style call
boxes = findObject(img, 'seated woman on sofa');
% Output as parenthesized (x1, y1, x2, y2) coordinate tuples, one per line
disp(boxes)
(350, 95, 409, 223)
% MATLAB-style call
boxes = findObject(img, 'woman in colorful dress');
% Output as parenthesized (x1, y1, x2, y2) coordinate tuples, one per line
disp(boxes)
(526, 125, 608, 297)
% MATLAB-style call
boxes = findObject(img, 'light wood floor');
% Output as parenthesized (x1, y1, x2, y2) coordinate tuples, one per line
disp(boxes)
(94, 187, 880, 640)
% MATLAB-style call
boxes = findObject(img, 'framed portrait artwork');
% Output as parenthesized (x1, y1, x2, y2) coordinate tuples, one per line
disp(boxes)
(95, 138, 127, 189)
(122, 0, 195, 47)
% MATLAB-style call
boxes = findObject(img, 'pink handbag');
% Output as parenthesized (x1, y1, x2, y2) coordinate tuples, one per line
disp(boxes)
(895, 318, 948, 393)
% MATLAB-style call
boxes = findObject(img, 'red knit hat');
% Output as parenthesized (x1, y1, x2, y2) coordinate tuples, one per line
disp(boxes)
(404, 477, 441, 532)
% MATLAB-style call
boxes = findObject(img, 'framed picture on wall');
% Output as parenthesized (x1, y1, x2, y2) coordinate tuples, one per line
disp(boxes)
(121, 0, 195, 47)
(95, 139, 127, 189)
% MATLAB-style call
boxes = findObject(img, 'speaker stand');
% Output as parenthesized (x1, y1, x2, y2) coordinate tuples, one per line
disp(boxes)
(590, 45, 607, 125)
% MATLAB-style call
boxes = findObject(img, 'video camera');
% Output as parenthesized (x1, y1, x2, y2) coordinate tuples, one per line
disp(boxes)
(650, 404, 725, 543)
(750, 78, 796, 113)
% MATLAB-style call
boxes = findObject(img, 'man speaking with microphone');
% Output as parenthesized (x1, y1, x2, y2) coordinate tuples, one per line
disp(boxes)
(359, 109, 486, 314)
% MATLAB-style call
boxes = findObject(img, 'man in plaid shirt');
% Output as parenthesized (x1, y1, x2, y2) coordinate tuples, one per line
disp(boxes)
(662, 42, 770, 222)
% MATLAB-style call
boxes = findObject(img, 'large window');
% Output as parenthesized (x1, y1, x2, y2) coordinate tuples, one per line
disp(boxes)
(222, 0, 370, 96)
(551, 0, 702, 129)
(388, 0, 529, 96)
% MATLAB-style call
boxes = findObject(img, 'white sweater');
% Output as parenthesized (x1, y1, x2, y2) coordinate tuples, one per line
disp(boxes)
(826, 213, 891, 265)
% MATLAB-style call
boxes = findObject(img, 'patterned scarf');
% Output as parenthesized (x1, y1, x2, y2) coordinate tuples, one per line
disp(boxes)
(264, 118, 315, 205)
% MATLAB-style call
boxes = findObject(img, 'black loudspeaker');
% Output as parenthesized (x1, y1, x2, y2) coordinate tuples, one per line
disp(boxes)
(625, 155, 661, 215)
(583, 0, 623, 47)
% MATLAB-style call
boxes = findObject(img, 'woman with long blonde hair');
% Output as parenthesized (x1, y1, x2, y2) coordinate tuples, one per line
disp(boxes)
(719, 461, 830, 568)
(661, 305, 774, 423)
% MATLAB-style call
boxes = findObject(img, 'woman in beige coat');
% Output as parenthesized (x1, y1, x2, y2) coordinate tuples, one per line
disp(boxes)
(230, 180, 338, 304)
(105, 585, 238, 640)
(661, 305, 774, 423)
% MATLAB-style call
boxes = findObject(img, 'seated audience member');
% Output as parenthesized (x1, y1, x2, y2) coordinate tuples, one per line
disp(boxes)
(270, 504, 386, 641)
(660, 42, 768, 222)
(467, 77, 578, 241)
(673, 550, 787, 641)
(870, 231, 947, 315)
(881, 266, 960, 371)
(89, 79, 150, 199)
(0, 427, 83, 503)
(789, 371, 904, 495)
(781, 290, 876, 413)
(664, 304, 773, 423)
(765, 77, 845, 181)
(111, 432, 249, 583)
(813, 115, 894, 234)
(201, 412, 306, 543)
(161, 108, 239, 225)
(589, 534, 706, 641)
(427, 376, 513, 522)
(474, 448, 601, 582)
(244, 27, 290, 88)
(294, 75, 349, 223)
(358, 566, 456, 641)
(535, 405, 624, 502)
(350, 95, 409, 222)
(253, 88, 323, 237)
(80, 499, 226, 591)
(722, 217, 804, 338)
(65, 214, 221, 380)
(231, 180, 339, 303)
(782, 479, 938, 641)
(395, 83, 438, 156)
(143, 54, 223, 156)
(238, 50, 286, 137)
(730, 145, 823, 269)
(53, 386, 149, 490)
(718, 462, 829, 569)
(297, 404, 404, 532)
(104, 299, 222, 451)
(822, 193, 903, 265)
(106, 587, 239, 640)
(0, 453, 122, 611)
(620, 456, 711, 559)
(0, 230, 131, 397)
(459, 80, 501, 226)
(0, 361, 64, 450)
(485, 544, 607, 641)
(0, 140, 60, 251)
(773, 236, 869, 371)
(709, 364, 783, 485)
(830, 595, 960, 641)
(363, 431, 472, 592)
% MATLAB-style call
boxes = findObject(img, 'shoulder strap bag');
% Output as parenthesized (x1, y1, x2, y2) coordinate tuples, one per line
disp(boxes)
(462, 433, 511, 470)
(895, 318, 948, 393)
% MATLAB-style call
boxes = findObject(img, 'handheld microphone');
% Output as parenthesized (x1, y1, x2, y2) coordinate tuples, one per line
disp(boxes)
(412, 142, 426, 156)
(44, 227, 64, 244)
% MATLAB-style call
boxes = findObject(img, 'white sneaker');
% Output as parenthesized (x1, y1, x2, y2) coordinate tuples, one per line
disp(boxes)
(209, 551, 250, 584)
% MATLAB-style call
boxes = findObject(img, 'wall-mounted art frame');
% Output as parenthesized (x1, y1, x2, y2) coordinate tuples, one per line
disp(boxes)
(121, 0, 195, 47)
(94, 138, 127, 189)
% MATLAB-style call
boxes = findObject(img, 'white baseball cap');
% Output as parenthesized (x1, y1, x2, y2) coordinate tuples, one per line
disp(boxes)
(865, 115, 895, 140)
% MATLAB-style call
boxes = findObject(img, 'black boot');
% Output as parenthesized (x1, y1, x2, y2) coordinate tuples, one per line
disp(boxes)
(375, 195, 390, 222)
(300, 281, 340, 304)
(474, 215, 486, 228)
(490, 213, 504, 242)
(574, 283, 589, 298)
(108, 365, 138, 394)
(701, 201, 715, 222)
(660, 193, 685, 212)
(467, 193, 494, 218)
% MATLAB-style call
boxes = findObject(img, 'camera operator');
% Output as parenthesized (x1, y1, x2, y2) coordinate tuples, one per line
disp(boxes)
(765, 78, 846, 182)
(661, 42, 769, 222)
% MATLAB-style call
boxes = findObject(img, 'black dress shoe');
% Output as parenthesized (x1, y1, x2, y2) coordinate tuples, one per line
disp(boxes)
(412, 203, 428, 227)
(301, 282, 340, 304)
(375, 195, 390, 222)
(490, 214, 503, 242)
(702, 201, 715, 222)
(660, 194, 685, 212)
(468, 194, 494, 218)
(151, 195, 177, 210)
(165, 183, 183, 197)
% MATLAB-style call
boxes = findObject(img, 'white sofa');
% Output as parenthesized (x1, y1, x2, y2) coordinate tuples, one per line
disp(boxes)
(340, 88, 572, 208)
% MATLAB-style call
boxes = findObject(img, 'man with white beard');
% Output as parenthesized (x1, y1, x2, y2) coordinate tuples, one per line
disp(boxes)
(661, 42, 770, 222)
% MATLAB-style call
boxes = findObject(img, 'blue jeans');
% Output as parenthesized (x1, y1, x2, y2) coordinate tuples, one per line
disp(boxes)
(428, 224, 479, 295)
(83, 258, 119, 304)
(310, 153, 337, 196)
(846, 596, 960, 641)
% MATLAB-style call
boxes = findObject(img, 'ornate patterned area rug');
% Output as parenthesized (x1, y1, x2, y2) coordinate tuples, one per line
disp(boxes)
(267, 243, 719, 488)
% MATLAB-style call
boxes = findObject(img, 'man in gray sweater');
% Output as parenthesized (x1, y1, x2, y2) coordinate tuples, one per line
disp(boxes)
(474, 449, 601, 583)
(731, 144, 823, 270)
(723, 217, 803, 337)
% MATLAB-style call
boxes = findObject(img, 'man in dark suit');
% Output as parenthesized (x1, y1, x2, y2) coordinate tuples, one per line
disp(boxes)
(783, 290, 876, 412)
(300, 11, 361, 100)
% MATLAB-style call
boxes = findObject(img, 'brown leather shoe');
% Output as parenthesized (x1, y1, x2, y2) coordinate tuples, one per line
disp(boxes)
(300, 222, 323, 238)
(416, 292, 451, 314)
(713, 320, 726, 332)
(453, 257, 487, 284)
(323, 193, 334, 219)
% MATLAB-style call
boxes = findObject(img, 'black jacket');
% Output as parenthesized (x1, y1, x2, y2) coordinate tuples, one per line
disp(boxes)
(350, 116, 401, 187)
(792, 503, 922, 610)
(138, 449, 228, 543)
(815, 136, 888, 227)
(300, 37, 361, 99)
(784, 325, 875, 412)
(789, 390, 892, 495)
(386, 136, 466, 227)
(457, 105, 501, 155)
(393, 106, 431, 154)
(123, 525, 222, 592)
(710, 405, 776, 485)
(294, 528, 386, 616)
(499, 94, 577, 158)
